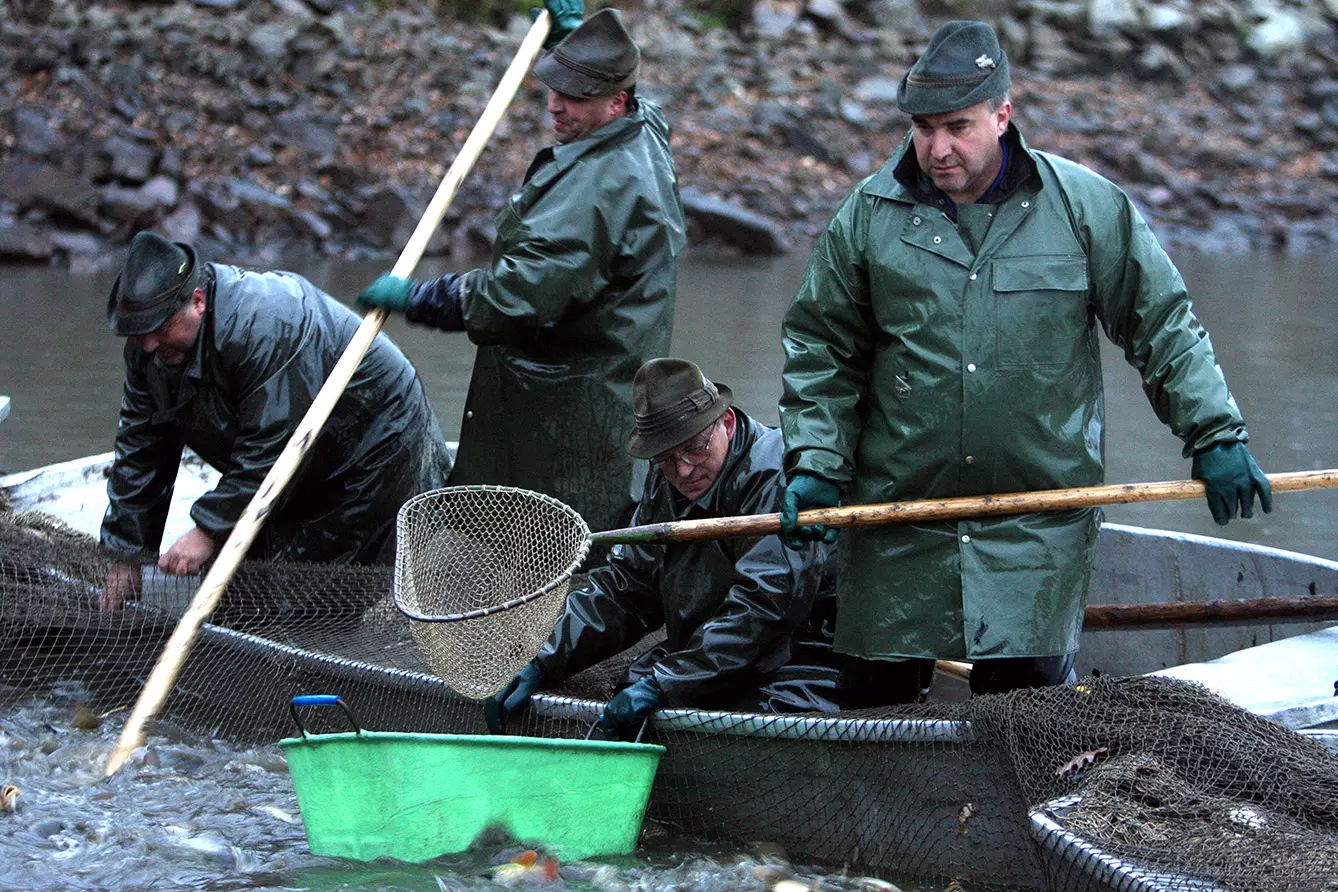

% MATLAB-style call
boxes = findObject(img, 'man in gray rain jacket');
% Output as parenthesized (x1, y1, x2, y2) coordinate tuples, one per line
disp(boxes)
(777, 21, 1271, 704)
(100, 231, 450, 611)
(485, 359, 840, 740)
(357, 7, 685, 547)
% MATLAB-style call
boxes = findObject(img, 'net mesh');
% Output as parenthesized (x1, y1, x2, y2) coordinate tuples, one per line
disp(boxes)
(392, 486, 590, 699)
(3, 505, 1338, 892)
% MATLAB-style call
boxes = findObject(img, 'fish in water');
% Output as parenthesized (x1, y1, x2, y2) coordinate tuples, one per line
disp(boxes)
(481, 849, 560, 887)
(1, 785, 19, 814)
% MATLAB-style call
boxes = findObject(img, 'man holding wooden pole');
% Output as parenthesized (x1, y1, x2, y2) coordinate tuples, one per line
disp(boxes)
(776, 21, 1272, 705)
(356, 6, 686, 566)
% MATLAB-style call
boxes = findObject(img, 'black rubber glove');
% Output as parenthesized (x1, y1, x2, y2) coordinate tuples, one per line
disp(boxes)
(779, 472, 841, 551)
(598, 676, 664, 741)
(1191, 441, 1273, 526)
(484, 660, 546, 734)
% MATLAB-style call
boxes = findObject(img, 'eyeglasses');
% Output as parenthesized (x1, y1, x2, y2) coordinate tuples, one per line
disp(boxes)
(653, 422, 719, 470)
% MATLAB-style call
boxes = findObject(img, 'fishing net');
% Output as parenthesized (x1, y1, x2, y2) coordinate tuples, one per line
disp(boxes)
(3, 502, 1338, 892)
(393, 486, 591, 699)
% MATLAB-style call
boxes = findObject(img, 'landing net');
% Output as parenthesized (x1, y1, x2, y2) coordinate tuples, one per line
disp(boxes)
(3, 506, 1337, 891)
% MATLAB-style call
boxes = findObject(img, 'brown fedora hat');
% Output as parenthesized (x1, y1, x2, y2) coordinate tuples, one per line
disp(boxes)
(626, 358, 732, 459)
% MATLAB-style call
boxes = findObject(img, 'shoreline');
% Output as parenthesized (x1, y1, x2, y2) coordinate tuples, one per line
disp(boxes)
(5, 0, 1338, 268)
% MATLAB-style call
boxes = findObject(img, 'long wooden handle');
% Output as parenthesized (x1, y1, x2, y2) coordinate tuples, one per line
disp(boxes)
(1084, 593, 1338, 629)
(102, 13, 553, 778)
(591, 469, 1338, 545)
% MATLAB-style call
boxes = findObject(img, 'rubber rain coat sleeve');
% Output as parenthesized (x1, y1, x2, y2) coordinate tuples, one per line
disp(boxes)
(411, 99, 684, 536)
(100, 357, 187, 558)
(533, 411, 838, 711)
(779, 134, 1246, 662)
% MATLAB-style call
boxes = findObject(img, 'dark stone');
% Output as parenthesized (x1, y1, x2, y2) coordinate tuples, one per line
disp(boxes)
(274, 111, 339, 157)
(103, 136, 158, 184)
(0, 164, 100, 227)
(14, 107, 64, 156)
(0, 221, 55, 261)
(360, 183, 422, 250)
(778, 123, 840, 167)
(680, 187, 791, 255)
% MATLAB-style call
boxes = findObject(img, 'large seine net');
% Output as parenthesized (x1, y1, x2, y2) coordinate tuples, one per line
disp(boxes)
(393, 486, 590, 699)
(3, 500, 1338, 891)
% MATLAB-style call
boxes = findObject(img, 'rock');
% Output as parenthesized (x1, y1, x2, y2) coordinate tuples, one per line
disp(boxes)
(275, 111, 339, 156)
(852, 76, 900, 104)
(0, 163, 100, 227)
(139, 176, 180, 209)
(753, 0, 802, 40)
(50, 230, 104, 256)
(1088, 0, 1141, 33)
(681, 187, 791, 255)
(161, 202, 203, 243)
(99, 185, 161, 222)
(1216, 64, 1259, 92)
(247, 21, 297, 61)
(1245, 10, 1309, 58)
(13, 107, 64, 156)
(359, 182, 422, 249)
(103, 135, 158, 185)
(0, 220, 54, 260)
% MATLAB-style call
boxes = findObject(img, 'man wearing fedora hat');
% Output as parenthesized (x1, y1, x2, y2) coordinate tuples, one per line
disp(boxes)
(100, 231, 451, 612)
(485, 358, 840, 739)
(355, 6, 685, 561)
(777, 21, 1270, 703)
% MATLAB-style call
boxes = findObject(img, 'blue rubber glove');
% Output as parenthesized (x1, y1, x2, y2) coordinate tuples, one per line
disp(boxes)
(484, 661, 546, 734)
(779, 472, 841, 551)
(356, 273, 416, 314)
(540, 0, 583, 48)
(1191, 441, 1272, 526)
(599, 676, 664, 741)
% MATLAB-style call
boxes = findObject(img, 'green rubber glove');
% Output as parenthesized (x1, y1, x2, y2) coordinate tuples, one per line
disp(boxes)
(599, 676, 664, 741)
(356, 273, 416, 314)
(541, 0, 583, 48)
(779, 472, 841, 551)
(484, 660, 546, 734)
(1191, 441, 1273, 526)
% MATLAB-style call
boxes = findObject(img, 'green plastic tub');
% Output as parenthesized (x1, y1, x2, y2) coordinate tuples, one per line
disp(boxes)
(280, 722, 665, 863)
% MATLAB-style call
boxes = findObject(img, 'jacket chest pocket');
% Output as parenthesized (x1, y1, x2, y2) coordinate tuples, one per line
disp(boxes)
(993, 255, 1091, 368)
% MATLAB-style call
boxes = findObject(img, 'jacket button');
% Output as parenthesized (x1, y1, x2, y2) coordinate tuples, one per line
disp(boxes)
(961, 534, 971, 544)
(913, 216, 922, 225)
(466, 410, 474, 419)
(969, 273, 978, 280)
(933, 235, 942, 244)
(1021, 201, 1030, 208)
(965, 455, 975, 465)
(967, 362, 977, 372)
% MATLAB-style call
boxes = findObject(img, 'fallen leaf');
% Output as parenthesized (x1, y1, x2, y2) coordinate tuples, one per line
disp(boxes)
(1056, 747, 1110, 778)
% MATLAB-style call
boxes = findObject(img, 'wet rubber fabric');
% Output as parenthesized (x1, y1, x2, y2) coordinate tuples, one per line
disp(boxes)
(534, 410, 840, 713)
(780, 130, 1248, 661)
(102, 263, 450, 565)
(412, 99, 685, 537)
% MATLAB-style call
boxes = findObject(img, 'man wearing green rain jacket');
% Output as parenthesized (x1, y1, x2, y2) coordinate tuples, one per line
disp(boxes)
(777, 21, 1272, 704)
(357, 6, 685, 549)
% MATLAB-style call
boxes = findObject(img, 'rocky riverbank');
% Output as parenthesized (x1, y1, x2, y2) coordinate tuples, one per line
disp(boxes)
(6, 0, 1338, 269)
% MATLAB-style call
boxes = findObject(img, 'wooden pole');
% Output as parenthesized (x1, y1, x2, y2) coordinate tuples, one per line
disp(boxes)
(1083, 593, 1338, 629)
(591, 469, 1338, 546)
(102, 13, 553, 778)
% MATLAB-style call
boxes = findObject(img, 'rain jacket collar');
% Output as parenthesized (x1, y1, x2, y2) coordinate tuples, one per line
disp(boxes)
(864, 122, 1040, 206)
(555, 102, 655, 166)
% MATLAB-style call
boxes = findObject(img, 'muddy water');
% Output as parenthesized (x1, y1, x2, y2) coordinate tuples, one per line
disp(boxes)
(1, 247, 1337, 890)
